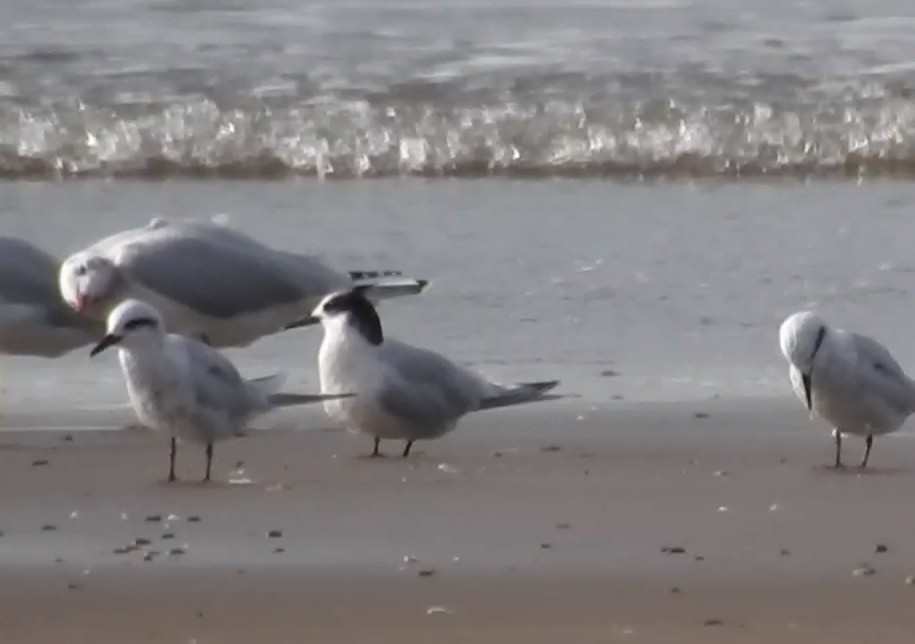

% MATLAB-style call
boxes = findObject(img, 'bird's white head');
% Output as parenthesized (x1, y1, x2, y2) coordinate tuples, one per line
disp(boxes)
(90, 299, 165, 357)
(311, 287, 383, 346)
(59, 253, 119, 315)
(779, 310, 830, 411)
(779, 311, 829, 373)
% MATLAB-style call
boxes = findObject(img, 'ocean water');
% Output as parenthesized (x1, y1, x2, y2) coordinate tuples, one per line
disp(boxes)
(2, 0, 915, 424)
(1, 0, 915, 178)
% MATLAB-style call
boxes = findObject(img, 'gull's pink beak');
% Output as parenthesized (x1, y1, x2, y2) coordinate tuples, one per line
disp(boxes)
(74, 292, 90, 312)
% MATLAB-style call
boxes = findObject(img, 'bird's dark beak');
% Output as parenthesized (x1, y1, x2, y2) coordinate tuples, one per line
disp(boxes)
(90, 334, 121, 357)
(283, 315, 319, 331)
(802, 372, 813, 410)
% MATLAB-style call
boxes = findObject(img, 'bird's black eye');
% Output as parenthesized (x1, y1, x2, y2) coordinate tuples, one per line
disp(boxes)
(124, 317, 158, 332)
(75, 265, 87, 277)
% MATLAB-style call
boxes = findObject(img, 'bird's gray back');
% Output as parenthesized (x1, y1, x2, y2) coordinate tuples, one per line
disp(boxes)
(116, 222, 349, 320)
(375, 339, 490, 434)
(848, 332, 915, 416)
(174, 335, 264, 426)
(0, 237, 94, 330)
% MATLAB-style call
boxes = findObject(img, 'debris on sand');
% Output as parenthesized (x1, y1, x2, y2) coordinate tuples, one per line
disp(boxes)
(875, 544, 889, 554)
(661, 547, 686, 555)
(267, 529, 283, 539)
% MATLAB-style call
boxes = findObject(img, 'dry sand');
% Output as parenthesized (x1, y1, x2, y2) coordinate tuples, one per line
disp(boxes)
(1, 397, 915, 643)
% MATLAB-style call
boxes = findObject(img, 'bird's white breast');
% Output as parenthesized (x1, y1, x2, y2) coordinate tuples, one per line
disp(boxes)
(118, 347, 192, 436)
(317, 319, 382, 427)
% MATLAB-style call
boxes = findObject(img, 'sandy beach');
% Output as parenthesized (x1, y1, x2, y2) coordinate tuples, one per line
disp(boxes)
(2, 397, 915, 643)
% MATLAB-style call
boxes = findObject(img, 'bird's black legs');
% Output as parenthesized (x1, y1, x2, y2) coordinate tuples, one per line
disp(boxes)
(371, 437, 382, 458)
(833, 430, 843, 469)
(402, 441, 414, 458)
(168, 437, 177, 482)
(204, 442, 213, 482)
(861, 434, 874, 468)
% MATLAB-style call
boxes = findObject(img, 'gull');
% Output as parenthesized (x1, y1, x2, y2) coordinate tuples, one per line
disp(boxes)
(779, 310, 915, 468)
(60, 217, 429, 348)
(0, 236, 100, 357)
(309, 287, 561, 457)
(90, 298, 353, 482)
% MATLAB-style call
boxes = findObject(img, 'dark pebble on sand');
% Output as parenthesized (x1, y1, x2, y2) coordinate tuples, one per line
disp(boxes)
(661, 547, 686, 554)
(541, 445, 562, 453)
(273, 547, 285, 554)
(32, 459, 49, 467)
(161, 532, 175, 540)
(168, 547, 185, 557)
(704, 619, 723, 627)
(67, 583, 80, 590)
(267, 529, 283, 539)
(418, 569, 436, 577)
(113, 547, 131, 555)
(693, 412, 709, 419)
(62, 435, 73, 442)
(540, 543, 552, 549)
(235, 460, 244, 468)
(876, 544, 889, 554)
(143, 551, 159, 562)
(134, 538, 151, 547)
(42, 524, 57, 532)
(694, 555, 705, 561)
(145, 515, 162, 523)
(600, 369, 620, 377)
(187, 515, 201, 523)
(780, 549, 791, 557)
(671, 587, 681, 594)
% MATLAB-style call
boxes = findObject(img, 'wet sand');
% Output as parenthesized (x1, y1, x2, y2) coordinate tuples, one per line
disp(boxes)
(2, 398, 915, 643)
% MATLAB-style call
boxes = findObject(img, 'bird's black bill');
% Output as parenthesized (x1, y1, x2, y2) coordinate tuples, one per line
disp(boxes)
(802, 373, 813, 410)
(90, 334, 121, 357)
(283, 315, 319, 331)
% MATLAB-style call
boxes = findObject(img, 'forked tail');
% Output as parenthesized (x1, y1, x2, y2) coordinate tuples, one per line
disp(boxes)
(478, 380, 562, 411)
(268, 392, 356, 407)
(248, 373, 356, 408)
(348, 270, 431, 302)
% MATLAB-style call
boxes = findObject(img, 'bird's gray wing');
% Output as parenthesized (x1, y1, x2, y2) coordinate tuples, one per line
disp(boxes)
(118, 232, 329, 319)
(0, 237, 96, 331)
(178, 337, 254, 421)
(850, 332, 915, 414)
(376, 340, 488, 426)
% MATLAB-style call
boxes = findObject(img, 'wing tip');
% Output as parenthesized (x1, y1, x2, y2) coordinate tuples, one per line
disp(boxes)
(521, 380, 560, 395)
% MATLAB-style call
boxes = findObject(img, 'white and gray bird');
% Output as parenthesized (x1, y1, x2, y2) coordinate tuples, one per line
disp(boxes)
(779, 310, 915, 468)
(310, 287, 561, 457)
(60, 218, 429, 348)
(90, 298, 353, 482)
(0, 235, 101, 357)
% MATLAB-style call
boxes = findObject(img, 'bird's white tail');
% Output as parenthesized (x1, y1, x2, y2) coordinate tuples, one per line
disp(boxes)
(478, 380, 561, 411)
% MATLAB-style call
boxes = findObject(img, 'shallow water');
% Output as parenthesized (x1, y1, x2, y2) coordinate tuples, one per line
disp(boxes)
(3, 179, 915, 423)
(1, 0, 915, 178)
